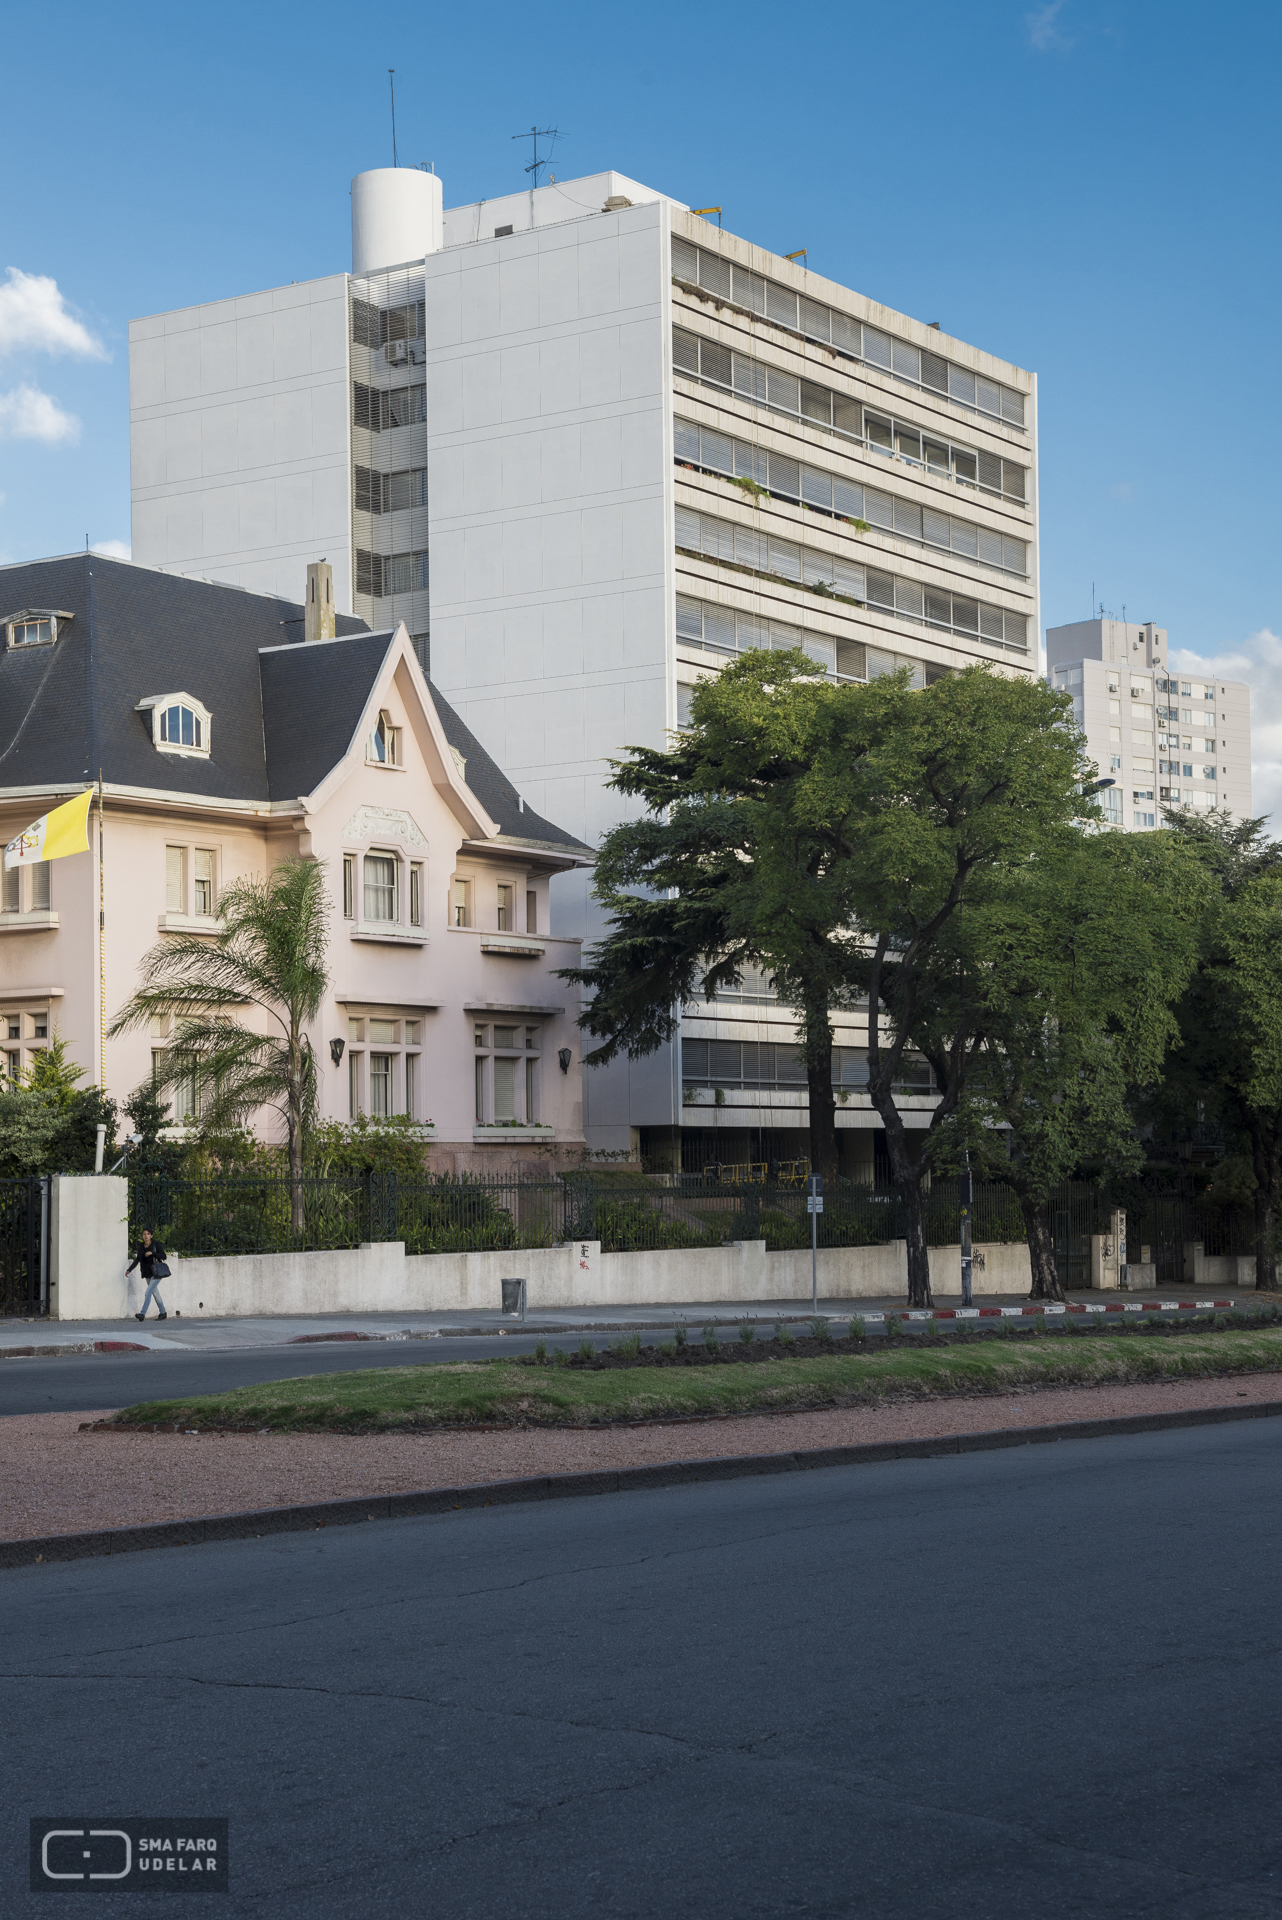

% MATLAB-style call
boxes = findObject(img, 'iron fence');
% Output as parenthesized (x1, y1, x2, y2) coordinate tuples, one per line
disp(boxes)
(126, 1170, 1037, 1260)
(0, 1176, 48, 1316)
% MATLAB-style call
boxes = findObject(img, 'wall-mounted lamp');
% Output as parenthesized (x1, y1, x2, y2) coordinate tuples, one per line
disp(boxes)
(558, 1047, 572, 1075)
(330, 1038, 346, 1066)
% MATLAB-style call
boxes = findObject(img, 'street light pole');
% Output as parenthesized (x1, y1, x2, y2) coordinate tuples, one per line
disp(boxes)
(960, 1150, 973, 1308)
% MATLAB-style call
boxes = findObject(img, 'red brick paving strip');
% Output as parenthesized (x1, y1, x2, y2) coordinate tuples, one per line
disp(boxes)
(1, 1372, 1281, 1544)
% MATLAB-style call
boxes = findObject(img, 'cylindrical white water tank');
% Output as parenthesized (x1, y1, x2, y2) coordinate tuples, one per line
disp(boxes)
(351, 168, 444, 276)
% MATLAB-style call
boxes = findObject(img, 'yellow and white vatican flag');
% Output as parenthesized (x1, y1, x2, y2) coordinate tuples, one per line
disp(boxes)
(4, 788, 94, 870)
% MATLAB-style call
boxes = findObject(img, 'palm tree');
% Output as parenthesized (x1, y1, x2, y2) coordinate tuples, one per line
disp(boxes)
(110, 857, 329, 1230)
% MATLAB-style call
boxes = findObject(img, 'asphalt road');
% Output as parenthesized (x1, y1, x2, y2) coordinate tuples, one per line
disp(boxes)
(5, 1420, 1282, 1917)
(0, 1335, 600, 1416)
(0, 1310, 1256, 1416)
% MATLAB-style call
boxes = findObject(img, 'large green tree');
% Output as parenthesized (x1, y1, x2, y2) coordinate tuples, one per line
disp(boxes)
(562, 652, 1090, 1305)
(926, 831, 1205, 1297)
(1152, 813, 1282, 1288)
(110, 857, 329, 1229)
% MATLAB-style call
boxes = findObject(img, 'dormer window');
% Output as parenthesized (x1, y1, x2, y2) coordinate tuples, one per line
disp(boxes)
(3, 607, 70, 650)
(136, 692, 213, 759)
(368, 710, 401, 766)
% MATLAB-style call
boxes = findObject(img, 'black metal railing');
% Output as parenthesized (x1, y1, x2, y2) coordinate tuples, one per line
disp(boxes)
(0, 1176, 48, 1316)
(125, 1170, 1038, 1260)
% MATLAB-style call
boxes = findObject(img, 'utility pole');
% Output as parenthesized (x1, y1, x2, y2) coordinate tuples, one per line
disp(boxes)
(960, 1151, 972, 1308)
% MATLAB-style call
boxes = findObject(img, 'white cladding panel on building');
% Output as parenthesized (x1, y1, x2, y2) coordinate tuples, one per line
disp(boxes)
(129, 275, 352, 609)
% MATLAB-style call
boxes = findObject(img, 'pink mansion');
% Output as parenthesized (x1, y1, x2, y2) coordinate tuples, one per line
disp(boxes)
(0, 553, 590, 1167)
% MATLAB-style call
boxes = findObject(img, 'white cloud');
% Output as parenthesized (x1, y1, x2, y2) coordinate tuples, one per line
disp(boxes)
(1170, 628, 1282, 831)
(1027, 1, 1072, 50)
(91, 538, 131, 561)
(0, 383, 80, 443)
(0, 267, 107, 362)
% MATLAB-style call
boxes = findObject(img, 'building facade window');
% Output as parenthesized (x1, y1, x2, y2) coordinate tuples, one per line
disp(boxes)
(343, 856, 355, 919)
(497, 883, 513, 931)
(453, 878, 471, 927)
(364, 853, 397, 922)
(369, 1053, 392, 1116)
(674, 419, 1029, 577)
(166, 846, 185, 913)
(6, 614, 58, 649)
(30, 862, 50, 911)
(671, 237, 1027, 428)
(672, 328, 1028, 504)
(1, 864, 17, 913)
(473, 1023, 542, 1125)
(526, 890, 537, 935)
(141, 694, 213, 759)
(193, 849, 215, 916)
(410, 864, 422, 926)
(367, 711, 401, 764)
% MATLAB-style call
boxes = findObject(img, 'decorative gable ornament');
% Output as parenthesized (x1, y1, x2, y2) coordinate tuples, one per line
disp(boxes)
(342, 805, 428, 849)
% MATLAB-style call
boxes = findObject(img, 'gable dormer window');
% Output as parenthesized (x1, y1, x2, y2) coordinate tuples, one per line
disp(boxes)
(367, 710, 401, 766)
(136, 693, 213, 759)
(4, 608, 70, 650)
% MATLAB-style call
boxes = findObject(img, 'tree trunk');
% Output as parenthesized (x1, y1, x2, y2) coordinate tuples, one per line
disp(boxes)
(1020, 1194, 1064, 1300)
(806, 1056, 838, 1182)
(1253, 1186, 1277, 1292)
(288, 1096, 305, 1237)
(800, 994, 838, 1182)
(899, 1169, 932, 1309)
(1251, 1124, 1279, 1292)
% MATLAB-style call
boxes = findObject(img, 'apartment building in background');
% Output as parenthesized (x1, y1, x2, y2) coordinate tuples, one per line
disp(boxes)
(129, 163, 1040, 1167)
(1046, 618, 1251, 830)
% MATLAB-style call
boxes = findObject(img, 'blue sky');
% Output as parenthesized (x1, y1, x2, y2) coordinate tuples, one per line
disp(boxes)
(3, 0, 1280, 811)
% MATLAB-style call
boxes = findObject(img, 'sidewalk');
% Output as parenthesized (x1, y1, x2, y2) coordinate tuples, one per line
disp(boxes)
(0, 1290, 1247, 1355)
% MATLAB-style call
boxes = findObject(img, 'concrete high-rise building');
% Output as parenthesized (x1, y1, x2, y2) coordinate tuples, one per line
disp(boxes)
(130, 164, 1039, 1162)
(1046, 618, 1251, 829)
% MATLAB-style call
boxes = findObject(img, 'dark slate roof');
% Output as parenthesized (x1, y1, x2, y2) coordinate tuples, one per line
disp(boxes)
(427, 680, 590, 853)
(0, 555, 589, 856)
(259, 631, 391, 801)
(0, 553, 367, 801)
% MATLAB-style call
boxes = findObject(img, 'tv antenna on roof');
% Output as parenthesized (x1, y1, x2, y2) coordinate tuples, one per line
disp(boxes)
(388, 69, 399, 167)
(512, 126, 562, 188)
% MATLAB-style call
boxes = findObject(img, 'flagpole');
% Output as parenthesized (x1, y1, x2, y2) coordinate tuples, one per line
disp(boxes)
(97, 772, 105, 1091)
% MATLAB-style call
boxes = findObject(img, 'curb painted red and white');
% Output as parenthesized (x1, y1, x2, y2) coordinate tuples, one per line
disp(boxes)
(860, 1301, 1234, 1324)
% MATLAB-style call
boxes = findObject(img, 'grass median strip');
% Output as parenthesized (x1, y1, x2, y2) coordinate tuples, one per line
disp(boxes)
(93, 1325, 1282, 1434)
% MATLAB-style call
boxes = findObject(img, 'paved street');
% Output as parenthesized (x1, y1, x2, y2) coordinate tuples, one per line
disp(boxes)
(4, 1420, 1281, 1916)
(0, 1334, 578, 1417)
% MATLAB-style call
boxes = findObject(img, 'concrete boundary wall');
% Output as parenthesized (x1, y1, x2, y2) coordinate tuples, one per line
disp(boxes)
(50, 1176, 130, 1321)
(125, 1236, 1032, 1318)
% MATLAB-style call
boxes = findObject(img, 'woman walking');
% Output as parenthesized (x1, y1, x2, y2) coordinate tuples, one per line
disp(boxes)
(127, 1227, 169, 1321)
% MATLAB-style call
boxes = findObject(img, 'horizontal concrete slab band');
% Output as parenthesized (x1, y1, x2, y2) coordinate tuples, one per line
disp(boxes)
(6, 1398, 1280, 1572)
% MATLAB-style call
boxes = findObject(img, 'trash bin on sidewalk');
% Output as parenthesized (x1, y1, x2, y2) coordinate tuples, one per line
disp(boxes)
(501, 1278, 527, 1319)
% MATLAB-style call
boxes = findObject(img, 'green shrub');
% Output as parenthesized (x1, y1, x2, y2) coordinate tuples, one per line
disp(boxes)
(738, 1320, 756, 1345)
(776, 1320, 795, 1347)
(810, 1316, 832, 1344)
(848, 1316, 866, 1340)
(577, 1338, 595, 1361)
(702, 1322, 719, 1349)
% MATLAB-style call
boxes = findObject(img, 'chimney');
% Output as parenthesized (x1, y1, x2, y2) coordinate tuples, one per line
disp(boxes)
(305, 561, 335, 644)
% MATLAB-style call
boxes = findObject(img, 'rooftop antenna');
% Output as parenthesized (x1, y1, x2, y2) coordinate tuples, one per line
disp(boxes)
(389, 69, 398, 167)
(512, 125, 562, 189)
